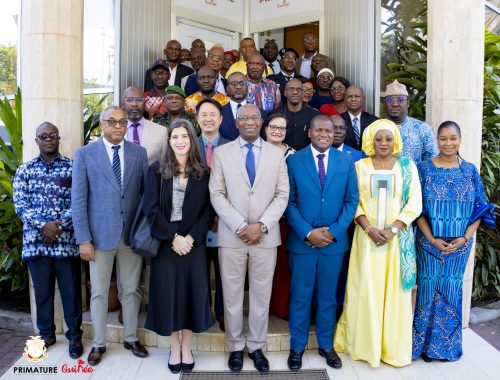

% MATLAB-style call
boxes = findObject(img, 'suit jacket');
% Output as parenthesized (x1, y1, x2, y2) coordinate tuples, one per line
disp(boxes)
(138, 119, 168, 165)
(219, 103, 269, 141)
(197, 134, 230, 164)
(341, 111, 379, 151)
(340, 144, 363, 163)
(144, 63, 194, 91)
(185, 73, 228, 97)
(71, 138, 149, 250)
(209, 139, 289, 248)
(286, 146, 358, 255)
(267, 72, 305, 104)
(142, 162, 213, 245)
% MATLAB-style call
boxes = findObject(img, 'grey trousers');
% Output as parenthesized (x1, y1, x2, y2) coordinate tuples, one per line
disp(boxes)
(219, 246, 277, 352)
(89, 237, 142, 347)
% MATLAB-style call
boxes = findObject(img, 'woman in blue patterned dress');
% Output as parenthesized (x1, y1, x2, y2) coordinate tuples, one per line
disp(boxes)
(412, 121, 496, 362)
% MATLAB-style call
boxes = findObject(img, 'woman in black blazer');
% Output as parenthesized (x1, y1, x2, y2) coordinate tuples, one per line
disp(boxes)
(143, 119, 214, 374)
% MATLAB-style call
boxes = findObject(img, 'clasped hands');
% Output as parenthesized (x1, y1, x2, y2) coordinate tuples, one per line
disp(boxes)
(368, 227, 396, 246)
(432, 237, 466, 254)
(306, 227, 334, 248)
(236, 223, 262, 246)
(172, 234, 194, 255)
(42, 221, 63, 245)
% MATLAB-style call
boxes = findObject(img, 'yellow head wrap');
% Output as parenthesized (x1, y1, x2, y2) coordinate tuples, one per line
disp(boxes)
(361, 119, 403, 157)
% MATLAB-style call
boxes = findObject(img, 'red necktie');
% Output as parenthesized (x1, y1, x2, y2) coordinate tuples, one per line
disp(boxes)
(206, 142, 213, 168)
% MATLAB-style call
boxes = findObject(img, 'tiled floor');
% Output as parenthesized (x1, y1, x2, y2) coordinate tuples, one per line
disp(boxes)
(2, 328, 499, 380)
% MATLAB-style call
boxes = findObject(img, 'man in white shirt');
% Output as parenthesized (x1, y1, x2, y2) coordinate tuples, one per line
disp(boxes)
(297, 32, 319, 78)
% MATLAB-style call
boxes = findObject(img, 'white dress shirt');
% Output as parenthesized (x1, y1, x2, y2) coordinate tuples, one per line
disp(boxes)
(230, 99, 247, 119)
(102, 137, 125, 183)
(310, 144, 329, 174)
(299, 52, 317, 78)
(168, 64, 178, 86)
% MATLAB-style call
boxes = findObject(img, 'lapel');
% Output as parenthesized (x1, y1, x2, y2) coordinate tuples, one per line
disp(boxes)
(122, 140, 135, 192)
(93, 139, 121, 190)
(323, 147, 336, 192)
(197, 136, 206, 164)
(301, 146, 322, 193)
(253, 141, 267, 187)
(140, 120, 151, 149)
(229, 140, 251, 187)
(185, 174, 194, 196)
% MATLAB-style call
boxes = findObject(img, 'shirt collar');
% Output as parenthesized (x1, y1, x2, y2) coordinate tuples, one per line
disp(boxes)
(102, 136, 125, 148)
(336, 144, 344, 151)
(301, 52, 317, 61)
(202, 134, 220, 146)
(239, 136, 262, 148)
(127, 118, 145, 128)
(36, 153, 62, 165)
(311, 144, 329, 159)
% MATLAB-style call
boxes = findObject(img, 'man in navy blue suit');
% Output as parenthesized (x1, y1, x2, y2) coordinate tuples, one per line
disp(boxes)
(330, 115, 363, 162)
(285, 115, 358, 371)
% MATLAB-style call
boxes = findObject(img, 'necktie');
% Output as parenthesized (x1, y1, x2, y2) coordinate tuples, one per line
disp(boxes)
(268, 63, 275, 74)
(353, 117, 360, 146)
(206, 142, 213, 168)
(131, 123, 140, 145)
(112, 145, 121, 188)
(235, 103, 242, 118)
(317, 153, 326, 190)
(245, 143, 255, 186)
(285, 75, 292, 82)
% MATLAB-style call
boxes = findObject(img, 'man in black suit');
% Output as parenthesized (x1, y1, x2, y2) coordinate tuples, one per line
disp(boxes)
(341, 85, 378, 150)
(195, 99, 229, 332)
(144, 40, 194, 91)
(268, 48, 305, 104)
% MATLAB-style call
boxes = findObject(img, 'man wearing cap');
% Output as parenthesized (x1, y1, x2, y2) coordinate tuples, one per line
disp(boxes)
(268, 48, 305, 104)
(185, 66, 230, 114)
(384, 80, 438, 164)
(308, 68, 335, 110)
(153, 85, 201, 135)
(144, 59, 170, 119)
(263, 40, 281, 75)
(280, 78, 320, 151)
(185, 44, 228, 97)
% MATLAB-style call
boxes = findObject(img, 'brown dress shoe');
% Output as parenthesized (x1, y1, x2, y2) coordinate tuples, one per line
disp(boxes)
(124, 341, 148, 358)
(87, 346, 106, 366)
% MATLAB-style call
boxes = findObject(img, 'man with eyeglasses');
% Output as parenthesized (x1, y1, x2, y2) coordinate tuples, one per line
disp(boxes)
(341, 85, 379, 151)
(185, 44, 228, 97)
(384, 80, 437, 163)
(268, 48, 305, 104)
(280, 78, 320, 151)
(13, 122, 84, 359)
(209, 104, 289, 373)
(72, 106, 149, 366)
(263, 40, 281, 75)
(297, 32, 319, 78)
(144, 59, 170, 118)
(308, 68, 335, 110)
(220, 71, 268, 141)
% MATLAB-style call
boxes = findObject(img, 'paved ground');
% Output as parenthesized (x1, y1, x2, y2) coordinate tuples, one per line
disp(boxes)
(470, 317, 500, 351)
(0, 329, 27, 377)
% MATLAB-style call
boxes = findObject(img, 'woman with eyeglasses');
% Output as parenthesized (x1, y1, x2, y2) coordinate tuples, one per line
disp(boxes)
(265, 113, 295, 319)
(142, 119, 214, 374)
(301, 79, 315, 105)
(412, 121, 496, 363)
(320, 76, 350, 117)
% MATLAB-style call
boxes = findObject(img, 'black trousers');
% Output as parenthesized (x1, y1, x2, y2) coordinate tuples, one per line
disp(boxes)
(206, 247, 224, 319)
(27, 256, 83, 341)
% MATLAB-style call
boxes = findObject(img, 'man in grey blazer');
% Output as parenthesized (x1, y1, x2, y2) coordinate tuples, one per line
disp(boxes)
(122, 86, 167, 165)
(209, 104, 289, 373)
(72, 106, 149, 366)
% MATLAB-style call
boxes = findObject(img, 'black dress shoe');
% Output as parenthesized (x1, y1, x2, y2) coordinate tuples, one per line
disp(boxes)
(228, 351, 244, 372)
(43, 337, 56, 348)
(248, 349, 269, 373)
(168, 352, 181, 374)
(69, 338, 84, 359)
(87, 346, 106, 366)
(319, 348, 342, 369)
(421, 353, 433, 362)
(287, 350, 304, 370)
(181, 350, 195, 373)
(124, 341, 148, 358)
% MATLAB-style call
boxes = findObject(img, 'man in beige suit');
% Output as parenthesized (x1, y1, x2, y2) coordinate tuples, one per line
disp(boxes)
(209, 104, 289, 373)
(122, 86, 167, 165)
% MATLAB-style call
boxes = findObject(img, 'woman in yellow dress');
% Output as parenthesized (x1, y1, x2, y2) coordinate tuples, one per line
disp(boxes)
(334, 119, 422, 367)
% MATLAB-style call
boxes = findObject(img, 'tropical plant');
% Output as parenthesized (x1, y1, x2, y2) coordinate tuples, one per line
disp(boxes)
(0, 87, 27, 291)
(83, 93, 110, 144)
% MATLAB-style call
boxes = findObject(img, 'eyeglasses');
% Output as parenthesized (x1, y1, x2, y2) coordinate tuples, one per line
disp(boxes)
(330, 85, 345, 92)
(123, 97, 145, 104)
(103, 118, 128, 127)
(228, 80, 246, 87)
(208, 54, 223, 62)
(282, 55, 297, 62)
(303, 87, 315, 94)
(152, 70, 169, 77)
(385, 95, 407, 104)
(285, 86, 303, 93)
(268, 125, 287, 133)
(318, 76, 333, 81)
(304, 37, 318, 43)
(37, 132, 60, 141)
(237, 115, 261, 122)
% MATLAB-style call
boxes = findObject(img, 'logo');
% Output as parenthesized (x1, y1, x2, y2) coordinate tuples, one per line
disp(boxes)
(23, 336, 48, 362)
(61, 359, 94, 374)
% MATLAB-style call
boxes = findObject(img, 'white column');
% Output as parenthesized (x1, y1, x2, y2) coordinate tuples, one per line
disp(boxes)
(426, 0, 485, 327)
(21, 0, 84, 334)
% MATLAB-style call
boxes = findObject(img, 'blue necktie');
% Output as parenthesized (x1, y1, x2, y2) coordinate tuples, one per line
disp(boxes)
(112, 145, 121, 187)
(245, 143, 255, 186)
(353, 117, 360, 146)
(317, 153, 326, 190)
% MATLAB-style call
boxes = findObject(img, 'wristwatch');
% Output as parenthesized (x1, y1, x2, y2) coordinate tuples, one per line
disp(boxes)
(258, 222, 268, 234)
(390, 224, 400, 235)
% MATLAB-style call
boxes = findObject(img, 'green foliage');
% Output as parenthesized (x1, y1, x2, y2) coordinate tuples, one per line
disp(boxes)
(0, 44, 17, 96)
(0, 88, 27, 291)
(83, 93, 110, 144)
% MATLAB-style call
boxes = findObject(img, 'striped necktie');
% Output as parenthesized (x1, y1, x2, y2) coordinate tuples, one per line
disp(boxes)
(353, 117, 360, 146)
(112, 145, 121, 188)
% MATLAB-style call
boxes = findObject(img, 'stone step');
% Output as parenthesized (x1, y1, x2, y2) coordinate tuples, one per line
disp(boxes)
(82, 311, 319, 352)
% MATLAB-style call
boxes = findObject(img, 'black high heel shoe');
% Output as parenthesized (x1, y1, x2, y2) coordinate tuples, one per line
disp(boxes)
(168, 352, 182, 374)
(181, 350, 195, 373)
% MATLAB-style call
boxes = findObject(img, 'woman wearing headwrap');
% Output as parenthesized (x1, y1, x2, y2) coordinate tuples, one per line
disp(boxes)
(412, 121, 496, 362)
(334, 119, 422, 367)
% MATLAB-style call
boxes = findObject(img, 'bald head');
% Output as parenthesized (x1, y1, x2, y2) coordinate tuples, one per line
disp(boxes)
(35, 122, 60, 158)
(345, 84, 365, 114)
(122, 86, 145, 122)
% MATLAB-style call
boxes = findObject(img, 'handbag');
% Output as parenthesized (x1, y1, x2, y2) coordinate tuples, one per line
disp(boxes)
(129, 178, 164, 258)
